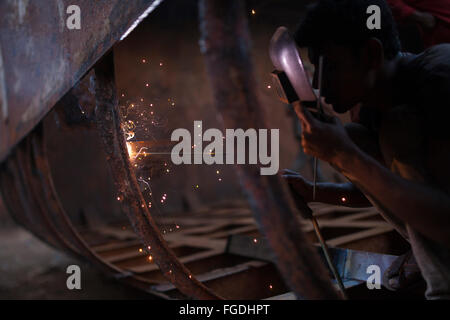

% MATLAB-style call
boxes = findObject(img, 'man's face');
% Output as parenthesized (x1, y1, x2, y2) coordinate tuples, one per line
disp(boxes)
(309, 44, 368, 113)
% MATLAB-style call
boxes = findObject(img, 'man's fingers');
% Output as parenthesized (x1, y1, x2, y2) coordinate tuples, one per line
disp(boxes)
(293, 101, 315, 131)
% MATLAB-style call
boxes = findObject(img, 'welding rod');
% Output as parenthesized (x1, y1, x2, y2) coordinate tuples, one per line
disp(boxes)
(288, 184, 347, 297)
(312, 216, 347, 297)
(311, 56, 347, 298)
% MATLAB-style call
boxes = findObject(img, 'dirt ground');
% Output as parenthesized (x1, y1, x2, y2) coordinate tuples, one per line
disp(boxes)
(0, 205, 155, 300)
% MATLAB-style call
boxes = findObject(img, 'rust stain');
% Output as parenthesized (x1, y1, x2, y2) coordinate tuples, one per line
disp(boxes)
(17, 0, 29, 24)
(0, 0, 161, 163)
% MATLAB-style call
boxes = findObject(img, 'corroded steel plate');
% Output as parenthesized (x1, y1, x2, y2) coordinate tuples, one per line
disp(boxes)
(0, 0, 161, 162)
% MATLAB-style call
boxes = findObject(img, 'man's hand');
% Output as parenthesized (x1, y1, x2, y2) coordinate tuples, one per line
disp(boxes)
(292, 101, 357, 168)
(411, 11, 436, 30)
(281, 169, 373, 207)
(281, 169, 313, 202)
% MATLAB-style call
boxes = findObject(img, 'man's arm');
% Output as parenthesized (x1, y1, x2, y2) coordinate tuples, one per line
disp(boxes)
(314, 181, 372, 207)
(338, 145, 450, 248)
(295, 102, 450, 248)
(282, 120, 379, 208)
(282, 169, 372, 207)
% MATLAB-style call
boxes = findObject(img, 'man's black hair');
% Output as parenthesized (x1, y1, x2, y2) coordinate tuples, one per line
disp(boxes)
(294, 0, 401, 59)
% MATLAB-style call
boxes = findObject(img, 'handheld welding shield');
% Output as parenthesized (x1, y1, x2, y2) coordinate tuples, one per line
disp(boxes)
(269, 27, 317, 107)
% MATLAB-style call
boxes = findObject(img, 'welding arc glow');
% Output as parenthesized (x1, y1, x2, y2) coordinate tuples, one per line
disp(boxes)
(120, 0, 163, 41)
(133, 147, 149, 160)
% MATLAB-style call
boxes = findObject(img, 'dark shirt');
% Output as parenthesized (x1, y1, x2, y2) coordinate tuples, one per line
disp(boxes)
(394, 44, 450, 136)
(360, 44, 450, 138)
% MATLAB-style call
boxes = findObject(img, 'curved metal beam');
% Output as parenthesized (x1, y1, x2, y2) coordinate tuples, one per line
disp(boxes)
(94, 51, 221, 300)
(199, 0, 341, 300)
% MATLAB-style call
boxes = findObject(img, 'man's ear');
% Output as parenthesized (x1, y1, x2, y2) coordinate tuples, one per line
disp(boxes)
(362, 38, 384, 70)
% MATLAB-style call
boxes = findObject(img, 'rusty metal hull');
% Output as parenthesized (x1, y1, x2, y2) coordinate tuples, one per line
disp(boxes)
(0, 0, 160, 163)
(94, 52, 221, 299)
